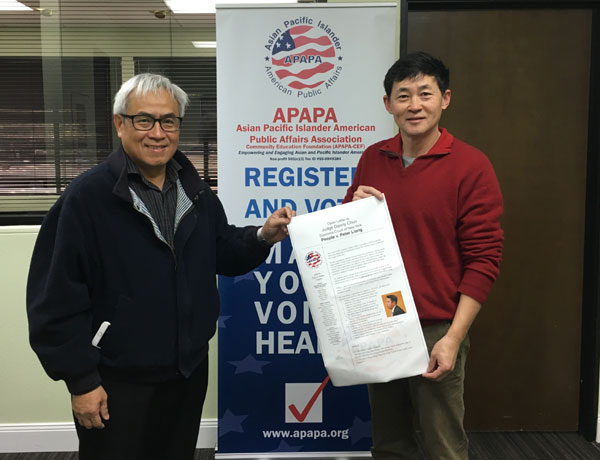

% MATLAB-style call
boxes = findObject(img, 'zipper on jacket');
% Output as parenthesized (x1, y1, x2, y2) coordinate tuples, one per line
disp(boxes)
(170, 193, 202, 269)
(131, 198, 178, 267)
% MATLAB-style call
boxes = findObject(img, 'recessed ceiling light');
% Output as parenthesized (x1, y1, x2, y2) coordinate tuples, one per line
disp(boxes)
(192, 41, 217, 48)
(165, 0, 296, 15)
(0, 0, 32, 11)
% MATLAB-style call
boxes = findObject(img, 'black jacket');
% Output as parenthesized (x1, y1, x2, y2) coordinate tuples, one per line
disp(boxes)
(27, 146, 270, 394)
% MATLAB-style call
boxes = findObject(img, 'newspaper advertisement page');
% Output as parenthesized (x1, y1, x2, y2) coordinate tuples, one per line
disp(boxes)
(288, 196, 429, 386)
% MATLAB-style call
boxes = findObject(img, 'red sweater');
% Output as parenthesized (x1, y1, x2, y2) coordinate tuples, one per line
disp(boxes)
(343, 129, 503, 323)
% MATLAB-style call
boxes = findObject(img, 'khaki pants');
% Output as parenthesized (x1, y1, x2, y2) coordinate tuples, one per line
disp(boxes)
(368, 322, 470, 460)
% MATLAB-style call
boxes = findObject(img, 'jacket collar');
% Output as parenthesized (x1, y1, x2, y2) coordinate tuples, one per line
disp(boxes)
(380, 128, 454, 159)
(107, 144, 208, 202)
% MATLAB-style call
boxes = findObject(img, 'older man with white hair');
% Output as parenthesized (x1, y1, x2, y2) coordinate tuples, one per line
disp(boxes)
(27, 73, 294, 460)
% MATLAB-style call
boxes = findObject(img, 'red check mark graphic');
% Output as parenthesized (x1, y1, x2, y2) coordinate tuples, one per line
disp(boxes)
(288, 376, 330, 422)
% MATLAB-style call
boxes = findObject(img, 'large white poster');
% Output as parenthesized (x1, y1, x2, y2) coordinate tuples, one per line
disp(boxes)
(217, 3, 397, 454)
(288, 197, 429, 387)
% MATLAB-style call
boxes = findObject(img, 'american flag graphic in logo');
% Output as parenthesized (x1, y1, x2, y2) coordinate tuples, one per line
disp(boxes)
(305, 251, 322, 268)
(271, 25, 337, 90)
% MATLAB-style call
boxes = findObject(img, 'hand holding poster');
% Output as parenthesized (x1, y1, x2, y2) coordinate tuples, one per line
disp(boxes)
(288, 197, 429, 386)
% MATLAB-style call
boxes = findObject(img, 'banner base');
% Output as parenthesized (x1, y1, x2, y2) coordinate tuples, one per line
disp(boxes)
(216, 452, 370, 459)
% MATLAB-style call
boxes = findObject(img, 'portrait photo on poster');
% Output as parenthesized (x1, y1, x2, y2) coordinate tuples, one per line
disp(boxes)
(382, 291, 406, 318)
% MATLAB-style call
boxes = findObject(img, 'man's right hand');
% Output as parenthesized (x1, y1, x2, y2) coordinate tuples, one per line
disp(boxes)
(351, 185, 384, 201)
(72, 385, 109, 429)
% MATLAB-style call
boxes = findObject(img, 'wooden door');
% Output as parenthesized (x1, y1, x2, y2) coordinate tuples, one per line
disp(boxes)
(408, 9, 592, 430)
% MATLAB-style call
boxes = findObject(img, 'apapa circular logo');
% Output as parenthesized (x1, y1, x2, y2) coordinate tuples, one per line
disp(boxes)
(305, 251, 323, 269)
(264, 16, 343, 98)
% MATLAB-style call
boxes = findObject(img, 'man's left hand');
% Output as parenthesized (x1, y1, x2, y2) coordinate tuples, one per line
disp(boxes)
(422, 334, 461, 382)
(260, 207, 296, 244)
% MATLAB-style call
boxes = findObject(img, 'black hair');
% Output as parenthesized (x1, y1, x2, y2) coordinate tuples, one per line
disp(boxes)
(383, 51, 450, 97)
(386, 294, 398, 304)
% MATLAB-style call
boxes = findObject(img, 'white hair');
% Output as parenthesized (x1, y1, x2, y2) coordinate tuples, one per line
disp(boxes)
(112, 73, 189, 116)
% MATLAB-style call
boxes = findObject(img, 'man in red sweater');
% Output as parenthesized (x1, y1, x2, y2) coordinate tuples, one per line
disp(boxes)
(343, 52, 503, 459)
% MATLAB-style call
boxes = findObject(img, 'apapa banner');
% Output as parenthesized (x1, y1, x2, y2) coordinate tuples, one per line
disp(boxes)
(216, 3, 397, 455)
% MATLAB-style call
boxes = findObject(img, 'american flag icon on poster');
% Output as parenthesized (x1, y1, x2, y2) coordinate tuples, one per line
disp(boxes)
(305, 251, 322, 268)
(271, 25, 337, 90)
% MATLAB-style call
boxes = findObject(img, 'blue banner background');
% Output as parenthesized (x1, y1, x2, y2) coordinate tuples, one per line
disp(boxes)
(218, 239, 372, 453)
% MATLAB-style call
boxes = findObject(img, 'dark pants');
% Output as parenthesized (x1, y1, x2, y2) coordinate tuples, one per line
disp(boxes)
(368, 322, 470, 460)
(75, 358, 209, 460)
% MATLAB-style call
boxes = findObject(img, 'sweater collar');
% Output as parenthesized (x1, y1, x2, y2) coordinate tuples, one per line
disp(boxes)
(380, 128, 454, 159)
(107, 143, 208, 202)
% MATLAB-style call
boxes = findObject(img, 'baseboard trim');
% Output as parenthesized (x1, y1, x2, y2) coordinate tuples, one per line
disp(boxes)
(0, 419, 217, 453)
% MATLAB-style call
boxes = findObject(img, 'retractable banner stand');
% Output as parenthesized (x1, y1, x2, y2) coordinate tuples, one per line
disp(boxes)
(216, 3, 396, 455)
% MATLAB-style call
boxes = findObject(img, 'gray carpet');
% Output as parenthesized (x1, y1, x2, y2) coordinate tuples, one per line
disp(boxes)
(1, 433, 600, 459)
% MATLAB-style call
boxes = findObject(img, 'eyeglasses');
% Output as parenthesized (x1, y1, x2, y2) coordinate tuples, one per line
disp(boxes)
(120, 114, 183, 132)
